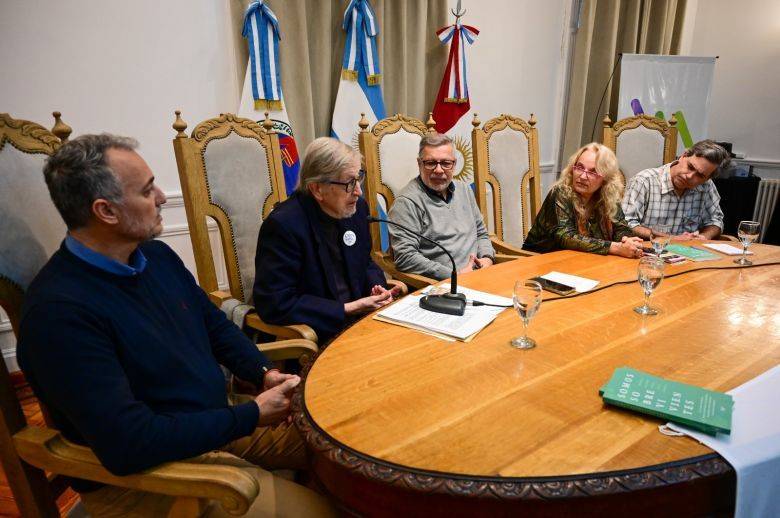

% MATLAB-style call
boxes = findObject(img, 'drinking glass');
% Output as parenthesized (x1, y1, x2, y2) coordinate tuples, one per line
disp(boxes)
(634, 256, 665, 315)
(650, 225, 672, 256)
(511, 280, 542, 349)
(735, 220, 760, 266)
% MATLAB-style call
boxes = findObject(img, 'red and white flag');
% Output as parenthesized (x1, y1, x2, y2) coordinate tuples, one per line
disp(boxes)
(431, 21, 479, 183)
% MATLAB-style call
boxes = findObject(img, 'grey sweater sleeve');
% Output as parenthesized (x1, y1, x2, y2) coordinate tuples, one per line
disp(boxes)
(470, 190, 495, 259)
(388, 197, 451, 280)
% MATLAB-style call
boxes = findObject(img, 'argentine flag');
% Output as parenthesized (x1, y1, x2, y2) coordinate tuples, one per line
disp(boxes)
(238, 1, 300, 195)
(331, 0, 390, 249)
(331, 0, 386, 146)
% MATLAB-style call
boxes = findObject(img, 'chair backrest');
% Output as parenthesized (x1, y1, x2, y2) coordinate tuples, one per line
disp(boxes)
(602, 114, 677, 183)
(359, 113, 436, 257)
(0, 112, 71, 517)
(172, 112, 287, 304)
(472, 113, 542, 248)
(0, 113, 71, 335)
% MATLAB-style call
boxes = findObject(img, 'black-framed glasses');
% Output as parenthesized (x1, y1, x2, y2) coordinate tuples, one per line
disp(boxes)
(420, 159, 456, 171)
(326, 169, 365, 193)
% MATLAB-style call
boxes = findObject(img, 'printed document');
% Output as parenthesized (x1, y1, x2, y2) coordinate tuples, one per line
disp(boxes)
(374, 285, 511, 341)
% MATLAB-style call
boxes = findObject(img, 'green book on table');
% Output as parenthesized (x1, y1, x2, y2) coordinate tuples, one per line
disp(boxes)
(665, 244, 720, 261)
(599, 367, 733, 436)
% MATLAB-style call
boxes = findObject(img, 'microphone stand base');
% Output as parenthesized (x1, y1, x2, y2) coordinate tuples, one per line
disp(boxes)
(419, 293, 466, 316)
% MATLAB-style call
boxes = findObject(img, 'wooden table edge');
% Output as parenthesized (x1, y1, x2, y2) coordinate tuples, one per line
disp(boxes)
(293, 354, 736, 514)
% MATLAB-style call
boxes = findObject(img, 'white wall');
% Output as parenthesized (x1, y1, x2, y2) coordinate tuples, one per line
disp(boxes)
(0, 0, 237, 370)
(1, 0, 244, 194)
(447, 0, 571, 193)
(681, 0, 780, 178)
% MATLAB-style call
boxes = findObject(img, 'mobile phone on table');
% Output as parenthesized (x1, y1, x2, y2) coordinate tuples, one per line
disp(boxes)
(530, 276, 576, 296)
(659, 252, 686, 264)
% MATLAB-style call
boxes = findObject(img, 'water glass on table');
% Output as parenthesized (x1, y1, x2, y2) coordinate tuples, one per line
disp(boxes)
(634, 256, 665, 316)
(735, 220, 760, 266)
(511, 280, 542, 350)
(650, 225, 672, 256)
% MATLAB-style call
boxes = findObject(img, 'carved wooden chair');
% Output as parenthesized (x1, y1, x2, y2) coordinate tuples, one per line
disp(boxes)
(602, 114, 678, 184)
(0, 113, 264, 517)
(359, 113, 439, 290)
(172, 111, 318, 346)
(471, 113, 542, 255)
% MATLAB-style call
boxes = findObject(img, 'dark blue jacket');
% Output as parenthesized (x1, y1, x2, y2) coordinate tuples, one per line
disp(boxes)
(17, 241, 270, 479)
(253, 192, 386, 342)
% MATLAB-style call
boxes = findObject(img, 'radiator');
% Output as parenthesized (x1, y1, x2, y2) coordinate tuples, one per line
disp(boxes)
(753, 179, 780, 242)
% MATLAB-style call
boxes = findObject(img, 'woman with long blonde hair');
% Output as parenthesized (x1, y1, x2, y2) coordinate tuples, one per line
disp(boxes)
(523, 143, 644, 257)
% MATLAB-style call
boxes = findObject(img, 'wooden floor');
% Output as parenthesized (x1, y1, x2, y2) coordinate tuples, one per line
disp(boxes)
(0, 379, 79, 517)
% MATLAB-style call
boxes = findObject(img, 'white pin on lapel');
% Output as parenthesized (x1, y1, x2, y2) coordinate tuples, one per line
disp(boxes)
(343, 230, 357, 246)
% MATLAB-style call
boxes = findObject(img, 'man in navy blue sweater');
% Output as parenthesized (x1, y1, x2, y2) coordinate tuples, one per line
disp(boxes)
(17, 134, 333, 516)
(254, 137, 397, 344)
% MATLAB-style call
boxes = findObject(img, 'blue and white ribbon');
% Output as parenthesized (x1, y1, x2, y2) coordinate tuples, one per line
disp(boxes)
(436, 22, 479, 103)
(342, 0, 381, 85)
(242, 1, 283, 110)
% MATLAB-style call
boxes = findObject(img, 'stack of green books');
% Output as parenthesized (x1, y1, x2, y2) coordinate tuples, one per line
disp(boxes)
(599, 367, 733, 435)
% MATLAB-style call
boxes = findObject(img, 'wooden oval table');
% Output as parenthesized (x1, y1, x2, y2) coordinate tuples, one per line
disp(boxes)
(293, 243, 780, 517)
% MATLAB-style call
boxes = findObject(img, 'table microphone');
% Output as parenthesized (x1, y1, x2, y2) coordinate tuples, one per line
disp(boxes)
(367, 216, 466, 316)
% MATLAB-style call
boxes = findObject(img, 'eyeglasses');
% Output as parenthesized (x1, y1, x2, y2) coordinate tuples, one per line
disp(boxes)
(325, 170, 365, 193)
(420, 159, 456, 171)
(572, 163, 603, 178)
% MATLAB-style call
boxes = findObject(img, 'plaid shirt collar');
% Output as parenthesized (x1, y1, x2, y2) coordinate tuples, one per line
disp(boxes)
(660, 163, 676, 194)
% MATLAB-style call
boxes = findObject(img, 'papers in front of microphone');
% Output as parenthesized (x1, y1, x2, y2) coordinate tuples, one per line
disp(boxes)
(373, 284, 512, 342)
(540, 271, 599, 292)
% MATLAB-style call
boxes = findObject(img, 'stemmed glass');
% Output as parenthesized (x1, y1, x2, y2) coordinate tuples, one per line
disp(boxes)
(650, 225, 672, 256)
(511, 280, 542, 349)
(735, 220, 760, 266)
(634, 256, 665, 315)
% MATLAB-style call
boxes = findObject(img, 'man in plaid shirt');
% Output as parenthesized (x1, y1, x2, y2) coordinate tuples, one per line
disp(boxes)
(622, 140, 731, 240)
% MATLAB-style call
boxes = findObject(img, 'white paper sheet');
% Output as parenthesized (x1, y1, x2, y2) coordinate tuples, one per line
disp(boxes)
(540, 271, 599, 293)
(374, 285, 510, 341)
(703, 243, 753, 256)
(668, 365, 780, 518)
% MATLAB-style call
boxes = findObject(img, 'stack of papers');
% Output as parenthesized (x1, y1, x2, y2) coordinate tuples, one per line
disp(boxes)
(600, 367, 733, 435)
(373, 285, 512, 342)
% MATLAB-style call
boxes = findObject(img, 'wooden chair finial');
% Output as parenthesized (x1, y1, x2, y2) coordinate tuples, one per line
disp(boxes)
(471, 113, 481, 128)
(602, 114, 613, 128)
(529, 113, 537, 127)
(669, 113, 678, 127)
(358, 113, 369, 132)
(51, 111, 72, 143)
(173, 110, 188, 138)
(426, 112, 436, 133)
(262, 112, 275, 133)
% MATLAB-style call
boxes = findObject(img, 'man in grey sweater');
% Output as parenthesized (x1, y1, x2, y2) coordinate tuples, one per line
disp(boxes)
(388, 133, 495, 280)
